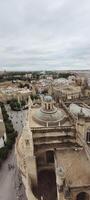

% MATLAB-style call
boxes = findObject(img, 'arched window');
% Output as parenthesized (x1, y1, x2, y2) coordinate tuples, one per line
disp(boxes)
(76, 192, 89, 200)
(48, 104, 51, 110)
(45, 103, 47, 110)
(86, 129, 90, 143)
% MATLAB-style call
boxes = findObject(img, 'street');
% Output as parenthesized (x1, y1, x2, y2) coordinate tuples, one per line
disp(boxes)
(0, 105, 28, 200)
(6, 104, 28, 134)
(0, 148, 16, 200)
(0, 147, 27, 200)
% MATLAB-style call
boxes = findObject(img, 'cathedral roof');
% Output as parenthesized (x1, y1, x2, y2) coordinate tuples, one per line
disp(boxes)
(32, 96, 66, 126)
(69, 103, 90, 117)
(34, 107, 65, 124)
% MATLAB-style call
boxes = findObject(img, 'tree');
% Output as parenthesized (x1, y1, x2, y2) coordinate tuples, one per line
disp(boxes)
(0, 104, 17, 162)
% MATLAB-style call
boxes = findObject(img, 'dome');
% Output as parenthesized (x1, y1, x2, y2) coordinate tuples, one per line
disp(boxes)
(34, 108, 65, 125)
(44, 95, 53, 102)
(33, 96, 65, 126)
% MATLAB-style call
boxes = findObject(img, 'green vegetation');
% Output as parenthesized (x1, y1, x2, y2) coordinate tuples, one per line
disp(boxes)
(30, 94, 40, 101)
(32, 72, 40, 80)
(45, 71, 74, 79)
(0, 71, 75, 83)
(58, 72, 73, 79)
(10, 98, 26, 111)
(0, 71, 29, 82)
(0, 103, 17, 166)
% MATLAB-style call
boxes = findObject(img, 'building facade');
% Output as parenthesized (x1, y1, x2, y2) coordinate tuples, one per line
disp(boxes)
(16, 95, 90, 200)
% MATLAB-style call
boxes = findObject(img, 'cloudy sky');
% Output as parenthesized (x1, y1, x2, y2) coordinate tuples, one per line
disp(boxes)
(0, 0, 90, 71)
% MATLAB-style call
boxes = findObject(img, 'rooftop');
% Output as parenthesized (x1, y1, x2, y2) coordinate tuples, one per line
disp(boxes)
(56, 149, 90, 187)
(44, 95, 53, 102)
(69, 103, 90, 117)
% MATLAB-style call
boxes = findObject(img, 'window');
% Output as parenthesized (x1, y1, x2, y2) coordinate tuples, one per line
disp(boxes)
(25, 139, 30, 146)
(48, 104, 50, 110)
(45, 103, 47, 110)
(76, 192, 89, 200)
(86, 131, 90, 143)
(46, 151, 54, 163)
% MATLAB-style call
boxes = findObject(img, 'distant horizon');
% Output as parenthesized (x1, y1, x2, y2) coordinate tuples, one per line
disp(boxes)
(0, 68, 90, 72)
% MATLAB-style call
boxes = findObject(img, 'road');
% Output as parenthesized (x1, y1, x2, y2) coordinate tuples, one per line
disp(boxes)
(0, 147, 27, 200)
(0, 148, 17, 200)
(0, 105, 28, 200)
(6, 104, 28, 134)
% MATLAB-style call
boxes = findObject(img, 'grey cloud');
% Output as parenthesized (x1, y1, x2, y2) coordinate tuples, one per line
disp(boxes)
(0, 0, 90, 71)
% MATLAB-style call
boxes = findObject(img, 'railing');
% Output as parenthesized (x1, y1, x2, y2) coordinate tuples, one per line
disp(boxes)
(33, 131, 75, 138)
(31, 126, 75, 132)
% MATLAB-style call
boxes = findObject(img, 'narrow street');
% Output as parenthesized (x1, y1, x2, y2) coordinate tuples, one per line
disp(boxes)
(0, 106, 28, 200)
(0, 147, 27, 200)
(0, 148, 16, 200)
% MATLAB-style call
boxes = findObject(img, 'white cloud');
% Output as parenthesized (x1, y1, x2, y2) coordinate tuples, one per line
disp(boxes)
(0, 0, 90, 71)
